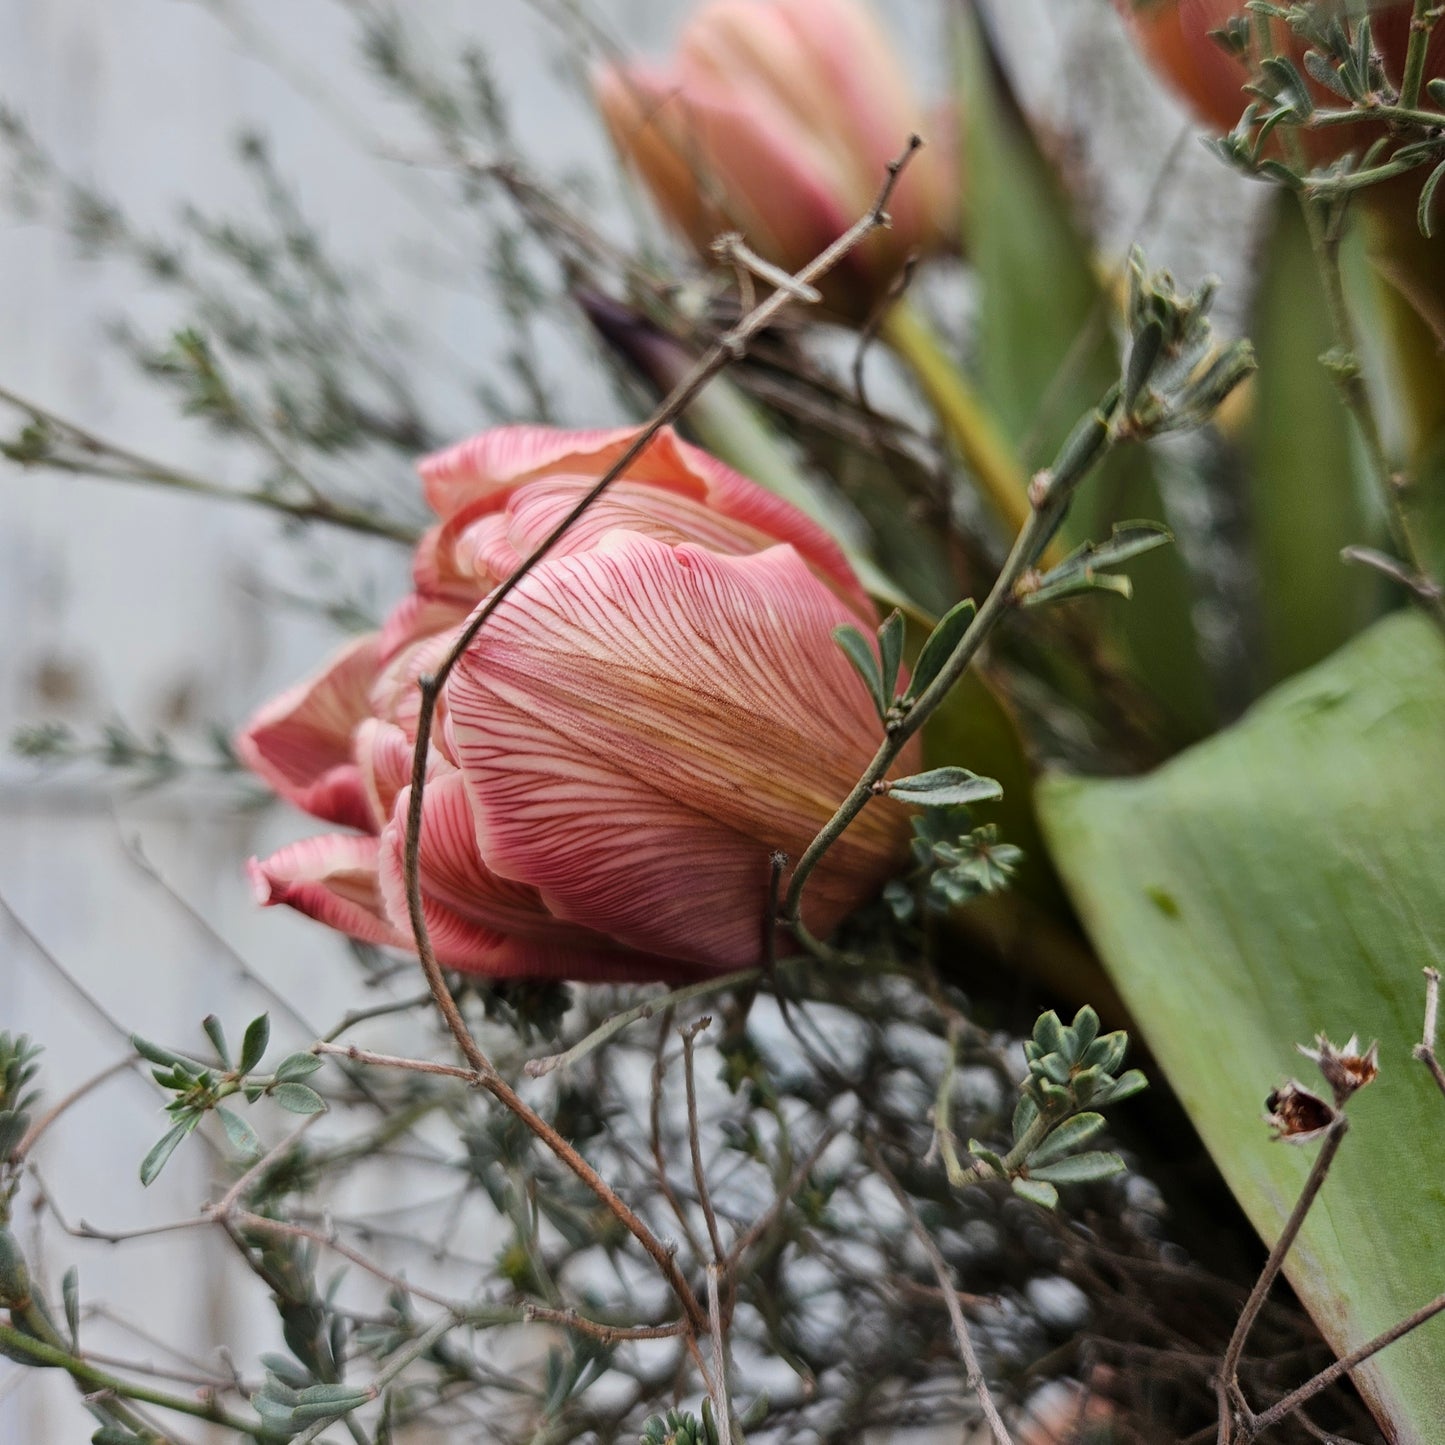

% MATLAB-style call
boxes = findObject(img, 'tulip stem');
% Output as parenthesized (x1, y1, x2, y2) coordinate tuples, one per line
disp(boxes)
(879, 298, 1061, 565)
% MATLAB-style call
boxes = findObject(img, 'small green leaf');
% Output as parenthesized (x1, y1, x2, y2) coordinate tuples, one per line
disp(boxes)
(62, 1266, 80, 1348)
(139, 1119, 193, 1186)
(1032, 1011, 1066, 1057)
(274, 1052, 324, 1084)
(271, 1083, 326, 1116)
(905, 597, 976, 702)
(1011, 1177, 1059, 1209)
(1011, 1093, 1039, 1145)
(1091, 1068, 1149, 1108)
(877, 610, 905, 705)
(1028, 1150, 1128, 1186)
(884, 767, 1003, 808)
(1028, 1112, 1106, 1167)
(966, 1139, 1005, 1176)
(833, 623, 885, 720)
(239, 1014, 271, 1075)
(202, 1015, 230, 1067)
(216, 1106, 263, 1159)
(1123, 317, 1163, 412)
(130, 1034, 197, 1070)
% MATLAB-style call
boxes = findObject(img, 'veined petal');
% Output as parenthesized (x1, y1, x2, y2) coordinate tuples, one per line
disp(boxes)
(235, 634, 381, 831)
(376, 772, 700, 982)
(354, 717, 445, 832)
(418, 425, 873, 620)
(369, 626, 463, 761)
(249, 834, 412, 950)
(447, 534, 916, 967)
(418, 423, 651, 521)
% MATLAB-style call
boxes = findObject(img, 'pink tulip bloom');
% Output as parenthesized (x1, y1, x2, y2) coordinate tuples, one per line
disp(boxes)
(239, 425, 919, 981)
(594, 0, 955, 321)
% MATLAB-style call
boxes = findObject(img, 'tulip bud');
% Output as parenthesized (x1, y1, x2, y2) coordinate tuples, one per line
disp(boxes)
(594, 0, 956, 321)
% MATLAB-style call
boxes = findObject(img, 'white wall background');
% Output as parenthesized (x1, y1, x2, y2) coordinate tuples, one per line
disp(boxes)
(0, 2, 1253, 1438)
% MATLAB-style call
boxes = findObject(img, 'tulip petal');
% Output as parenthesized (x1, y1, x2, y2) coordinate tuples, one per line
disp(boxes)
(417, 424, 648, 520)
(376, 771, 700, 982)
(416, 424, 873, 620)
(248, 834, 412, 950)
(447, 533, 915, 967)
(235, 634, 381, 831)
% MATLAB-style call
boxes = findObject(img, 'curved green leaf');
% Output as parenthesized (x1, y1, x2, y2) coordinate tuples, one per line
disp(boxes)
(1039, 613, 1445, 1441)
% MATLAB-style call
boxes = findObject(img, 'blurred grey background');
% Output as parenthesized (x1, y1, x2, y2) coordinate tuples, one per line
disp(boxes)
(0, 1, 1253, 1436)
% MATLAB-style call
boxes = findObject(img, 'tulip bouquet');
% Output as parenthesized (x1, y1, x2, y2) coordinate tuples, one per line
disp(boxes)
(3, 2, 1445, 1443)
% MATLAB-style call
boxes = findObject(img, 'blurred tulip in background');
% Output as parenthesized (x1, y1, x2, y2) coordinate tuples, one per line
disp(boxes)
(594, 0, 955, 319)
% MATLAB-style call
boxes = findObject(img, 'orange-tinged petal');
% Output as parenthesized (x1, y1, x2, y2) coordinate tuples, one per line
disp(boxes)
(234, 634, 381, 831)
(446, 534, 916, 968)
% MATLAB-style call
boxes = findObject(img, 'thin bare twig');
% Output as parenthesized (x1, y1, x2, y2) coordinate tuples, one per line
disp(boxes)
(867, 1143, 1014, 1445)
(681, 1018, 726, 1265)
(14, 1057, 133, 1160)
(1414, 967, 1445, 1101)
(1243, 1291, 1445, 1438)
(0, 384, 420, 543)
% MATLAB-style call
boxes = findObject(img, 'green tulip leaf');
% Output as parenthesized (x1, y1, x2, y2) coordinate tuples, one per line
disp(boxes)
(1039, 612, 1445, 1442)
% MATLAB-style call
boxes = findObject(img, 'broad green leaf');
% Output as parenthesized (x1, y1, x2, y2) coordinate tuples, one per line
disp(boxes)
(954, 8, 1214, 738)
(1247, 195, 1377, 686)
(1039, 612, 1445, 1442)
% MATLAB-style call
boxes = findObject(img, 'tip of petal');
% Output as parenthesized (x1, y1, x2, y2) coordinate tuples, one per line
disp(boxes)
(246, 856, 279, 906)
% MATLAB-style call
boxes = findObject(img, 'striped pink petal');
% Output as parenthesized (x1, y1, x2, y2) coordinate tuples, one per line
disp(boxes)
(248, 834, 412, 950)
(446, 533, 916, 968)
(234, 634, 381, 831)
(375, 770, 700, 982)
(417, 424, 648, 520)
(415, 425, 873, 620)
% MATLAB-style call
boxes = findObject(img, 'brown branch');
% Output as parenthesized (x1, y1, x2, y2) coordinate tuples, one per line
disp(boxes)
(1216, 1114, 1350, 1444)
(312, 1037, 711, 1334)
(14, 1057, 133, 1161)
(1243, 1291, 1445, 1438)
(394, 137, 922, 1341)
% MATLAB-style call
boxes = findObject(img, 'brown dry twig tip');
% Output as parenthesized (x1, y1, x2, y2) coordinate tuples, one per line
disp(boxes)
(1414, 966, 1445, 1101)
(394, 137, 923, 1342)
(1216, 1109, 1349, 1445)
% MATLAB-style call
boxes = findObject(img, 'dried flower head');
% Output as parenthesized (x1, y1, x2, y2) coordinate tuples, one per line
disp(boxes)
(1297, 1032, 1380, 1107)
(1264, 1079, 1337, 1145)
